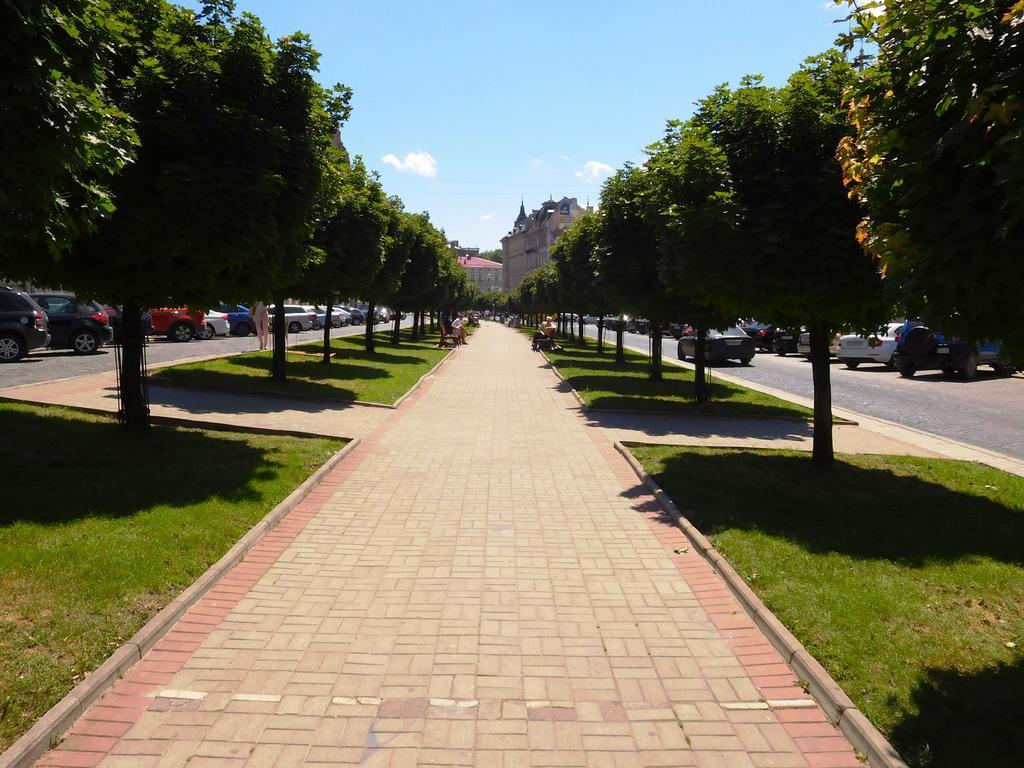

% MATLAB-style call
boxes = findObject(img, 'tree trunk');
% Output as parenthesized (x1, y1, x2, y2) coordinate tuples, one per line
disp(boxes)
(578, 313, 585, 346)
(694, 327, 709, 405)
(597, 314, 604, 355)
(322, 300, 333, 364)
(649, 323, 662, 382)
(615, 327, 625, 364)
(365, 300, 376, 354)
(119, 300, 149, 432)
(271, 298, 286, 382)
(392, 312, 401, 344)
(411, 309, 420, 340)
(810, 322, 835, 466)
(429, 310, 436, 333)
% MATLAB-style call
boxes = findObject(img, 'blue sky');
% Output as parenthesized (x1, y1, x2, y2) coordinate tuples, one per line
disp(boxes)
(198, 1, 847, 250)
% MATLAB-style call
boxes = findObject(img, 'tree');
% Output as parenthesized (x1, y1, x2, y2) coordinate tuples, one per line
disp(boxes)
(478, 248, 503, 264)
(298, 156, 389, 363)
(0, 0, 136, 266)
(550, 211, 603, 346)
(838, 0, 1024, 358)
(362, 196, 411, 354)
(10, 2, 348, 430)
(695, 51, 884, 464)
(597, 165, 682, 379)
(647, 122, 743, 403)
(390, 212, 445, 343)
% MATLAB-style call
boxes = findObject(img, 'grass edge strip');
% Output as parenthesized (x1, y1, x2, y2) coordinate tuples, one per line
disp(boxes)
(612, 440, 910, 768)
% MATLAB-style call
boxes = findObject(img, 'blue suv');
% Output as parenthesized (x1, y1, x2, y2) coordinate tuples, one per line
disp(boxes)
(216, 305, 253, 336)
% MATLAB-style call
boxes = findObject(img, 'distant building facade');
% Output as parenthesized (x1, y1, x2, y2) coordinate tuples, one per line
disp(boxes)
(454, 247, 504, 294)
(500, 197, 589, 293)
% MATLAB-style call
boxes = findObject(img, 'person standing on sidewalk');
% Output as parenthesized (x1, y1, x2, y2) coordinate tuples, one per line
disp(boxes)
(252, 301, 269, 351)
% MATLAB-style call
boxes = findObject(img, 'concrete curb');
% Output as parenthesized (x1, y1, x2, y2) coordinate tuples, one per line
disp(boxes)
(0, 438, 361, 768)
(612, 440, 910, 768)
(393, 347, 454, 409)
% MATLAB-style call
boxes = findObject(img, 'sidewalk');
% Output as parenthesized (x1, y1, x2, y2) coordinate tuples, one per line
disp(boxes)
(30, 322, 864, 768)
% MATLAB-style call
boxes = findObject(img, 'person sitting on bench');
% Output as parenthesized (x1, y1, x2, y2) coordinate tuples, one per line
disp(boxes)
(532, 315, 558, 351)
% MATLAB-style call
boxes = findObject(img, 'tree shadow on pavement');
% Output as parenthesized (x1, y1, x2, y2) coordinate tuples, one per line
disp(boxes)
(889, 658, 1024, 768)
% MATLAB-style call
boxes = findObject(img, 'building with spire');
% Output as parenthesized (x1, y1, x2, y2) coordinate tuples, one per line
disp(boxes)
(500, 197, 589, 293)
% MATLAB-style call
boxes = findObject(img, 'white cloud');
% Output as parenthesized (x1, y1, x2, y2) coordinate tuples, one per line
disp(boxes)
(559, 154, 570, 161)
(381, 150, 438, 178)
(480, 213, 493, 221)
(574, 160, 614, 183)
(528, 157, 545, 169)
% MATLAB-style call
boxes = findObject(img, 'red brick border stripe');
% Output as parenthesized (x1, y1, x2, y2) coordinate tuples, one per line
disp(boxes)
(610, 440, 910, 768)
(0, 438, 363, 768)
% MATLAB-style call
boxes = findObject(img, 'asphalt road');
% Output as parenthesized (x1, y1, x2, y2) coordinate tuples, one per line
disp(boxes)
(0, 319, 411, 390)
(581, 324, 1024, 461)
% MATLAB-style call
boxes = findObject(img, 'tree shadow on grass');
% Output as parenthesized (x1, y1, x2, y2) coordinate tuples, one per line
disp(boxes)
(644, 449, 1024, 566)
(888, 658, 1024, 768)
(1, 407, 280, 526)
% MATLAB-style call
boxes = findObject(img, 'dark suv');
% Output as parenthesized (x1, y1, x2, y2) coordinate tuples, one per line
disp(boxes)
(893, 323, 1015, 380)
(0, 286, 49, 362)
(31, 293, 113, 354)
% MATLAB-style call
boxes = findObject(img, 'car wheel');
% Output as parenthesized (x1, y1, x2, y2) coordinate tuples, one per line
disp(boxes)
(169, 322, 193, 342)
(233, 322, 252, 337)
(741, 356, 753, 366)
(961, 353, 978, 381)
(71, 329, 100, 354)
(288, 321, 302, 333)
(896, 363, 915, 378)
(993, 361, 1016, 376)
(0, 332, 26, 362)
(197, 323, 214, 341)
(885, 356, 897, 369)
(844, 361, 860, 369)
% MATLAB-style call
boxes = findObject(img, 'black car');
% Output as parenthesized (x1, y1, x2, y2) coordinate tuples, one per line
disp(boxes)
(30, 293, 113, 354)
(740, 320, 775, 352)
(773, 328, 801, 356)
(677, 326, 755, 365)
(0, 286, 49, 362)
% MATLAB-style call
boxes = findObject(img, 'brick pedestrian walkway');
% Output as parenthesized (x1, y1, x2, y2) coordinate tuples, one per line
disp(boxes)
(36, 323, 863, 768)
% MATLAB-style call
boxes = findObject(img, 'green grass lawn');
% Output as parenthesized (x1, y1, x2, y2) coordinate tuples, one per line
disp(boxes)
(0, 403, 342, 751)
(630, 444, 1024, 768)
(524, 330, 811, 419)
(154, 329, 449, 405)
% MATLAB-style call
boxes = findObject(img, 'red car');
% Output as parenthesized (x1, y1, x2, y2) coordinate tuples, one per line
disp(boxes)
(148, 308, 206, 342)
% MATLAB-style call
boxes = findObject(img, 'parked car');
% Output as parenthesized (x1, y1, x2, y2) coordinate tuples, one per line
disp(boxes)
(837, 322, 904, 369)
(342, 306, 366, 325)
(102, 306, 154, 343)
(668, 322, 691, 340)
(773, 328, 801, 355)
(198, 310, 230, 339)
(149, 308, 206, 342)
(677, 326, 755, 365)
(30, 292, 113, 354)
(269, 305, 316, 333)
(313, 305, 346, 328)
(797, 331, 841, 358)
(892, 323, 1015, 380)
(740, 320, 775, 352)
(298, 305, 325, 330)
(215, 304, 254, 336)
(0, 286, 48, 362)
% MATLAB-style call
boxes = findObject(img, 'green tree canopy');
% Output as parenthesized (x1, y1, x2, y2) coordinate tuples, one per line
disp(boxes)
(0, 0, 136, 264)
(839, 0, 1024, 357)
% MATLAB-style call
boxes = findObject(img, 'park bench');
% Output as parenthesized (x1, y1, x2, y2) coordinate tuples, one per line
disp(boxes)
(437, 330, 461, 348)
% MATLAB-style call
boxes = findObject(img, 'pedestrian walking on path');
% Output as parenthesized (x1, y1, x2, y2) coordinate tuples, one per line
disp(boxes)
(252, 301, 269, 351)
(27, 322, 865, 768)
